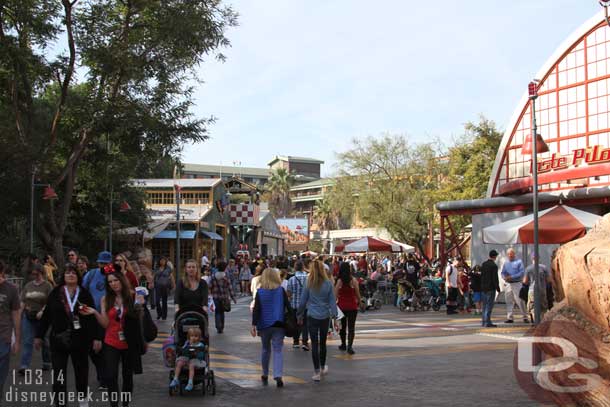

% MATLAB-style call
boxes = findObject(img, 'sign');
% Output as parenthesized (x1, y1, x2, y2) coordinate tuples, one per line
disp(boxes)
(276, 218, 309, 247)
(534, 145, 610, 174)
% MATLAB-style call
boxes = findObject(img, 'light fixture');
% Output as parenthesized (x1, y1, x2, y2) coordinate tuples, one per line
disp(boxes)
(42, 186, 58, 200)
(522, 133, 549, 155)
(119, 201, 131, 212)
(602, 1, 610, 28)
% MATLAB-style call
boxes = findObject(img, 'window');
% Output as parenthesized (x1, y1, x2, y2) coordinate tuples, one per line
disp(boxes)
(181, 192, 210, 205)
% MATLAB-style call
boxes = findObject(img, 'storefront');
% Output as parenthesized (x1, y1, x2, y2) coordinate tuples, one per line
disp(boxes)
(437, 10, 610, 268)
(131, 178, 230, 268)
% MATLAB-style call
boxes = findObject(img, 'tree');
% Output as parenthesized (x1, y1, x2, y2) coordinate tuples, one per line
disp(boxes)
(440, 116, 503, 232)
(0, 0, 237, 263)
(267, 168, 295, 218)
(332, 134, 446, 258)
(312, 198, 338, 231)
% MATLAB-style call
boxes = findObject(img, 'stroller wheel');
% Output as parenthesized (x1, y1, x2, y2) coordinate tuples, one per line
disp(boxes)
(399, 302, 407, 312)
(207, 371, 216, 396)
(432, 304, 441, 311)
(374, 299, 382, 310)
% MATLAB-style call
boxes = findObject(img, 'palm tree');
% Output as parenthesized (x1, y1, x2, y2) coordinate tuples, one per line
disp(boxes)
(267, 168, 295, 218)
(313, 198, 338, 231)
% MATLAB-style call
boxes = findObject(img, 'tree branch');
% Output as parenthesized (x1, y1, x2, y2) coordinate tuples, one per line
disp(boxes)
(49, 0, 77, 146)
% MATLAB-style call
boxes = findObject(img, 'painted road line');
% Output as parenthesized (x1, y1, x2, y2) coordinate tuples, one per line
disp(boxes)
(333, 343, 516, 361)
(477, 332, 522, 341)
(213, 372, 305, 385)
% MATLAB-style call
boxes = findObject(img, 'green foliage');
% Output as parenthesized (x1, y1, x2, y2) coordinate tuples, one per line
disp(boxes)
(440, 116, 503, 231)
(332, 134, 445, 253)
(267, 168, 295, 218)
(0, 0, 237, 264)
(312, 198, 338, 231)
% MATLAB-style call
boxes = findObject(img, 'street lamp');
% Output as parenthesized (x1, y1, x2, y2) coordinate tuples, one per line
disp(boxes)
(522, 79, 549, 326)
(30, 171, 58, 253)
(601, 1, 610, 27)
(174, 184, 181, 275)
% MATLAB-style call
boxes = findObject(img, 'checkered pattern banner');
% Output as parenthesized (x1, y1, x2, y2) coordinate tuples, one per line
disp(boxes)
(229, 204, 260, 226)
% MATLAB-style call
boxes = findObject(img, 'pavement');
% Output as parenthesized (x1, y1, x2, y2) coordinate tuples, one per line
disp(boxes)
(5, 295, 540, 407)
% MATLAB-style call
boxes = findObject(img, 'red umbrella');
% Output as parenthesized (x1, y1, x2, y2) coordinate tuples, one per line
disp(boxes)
(341, 237, 394, 253)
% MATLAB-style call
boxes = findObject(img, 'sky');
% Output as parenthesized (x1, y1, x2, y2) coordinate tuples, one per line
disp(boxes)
(183, 0, 601, 176)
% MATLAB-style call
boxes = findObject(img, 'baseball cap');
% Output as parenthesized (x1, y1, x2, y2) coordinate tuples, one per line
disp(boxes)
(489, 250, 499, 258)
(96, 251, 112, 264)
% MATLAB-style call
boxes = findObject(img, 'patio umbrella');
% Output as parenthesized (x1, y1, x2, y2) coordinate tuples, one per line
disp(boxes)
(342, 236, 395, 253)
(377, 238, 416, 253)
(300, 250, 318, 257)
(483, 205, 601, 244)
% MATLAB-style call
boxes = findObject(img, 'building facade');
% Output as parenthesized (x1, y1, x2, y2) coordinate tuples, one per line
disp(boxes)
(182, 163, 270, 187)
(132, 179, 230, 267)
(268, 156, 324, 184)
(437, 10, 610, 268)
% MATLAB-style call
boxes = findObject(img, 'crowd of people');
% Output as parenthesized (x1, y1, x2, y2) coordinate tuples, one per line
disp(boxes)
(1, 249, 157, 407)
(0, 246, 556, 404)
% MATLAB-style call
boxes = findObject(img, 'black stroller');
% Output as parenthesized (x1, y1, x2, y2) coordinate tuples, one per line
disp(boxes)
(168, 305, 216, 396)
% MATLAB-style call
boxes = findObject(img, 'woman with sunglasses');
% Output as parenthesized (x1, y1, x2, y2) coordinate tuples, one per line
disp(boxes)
(35, 263, 102, 407)
(81, 267, 145, 407)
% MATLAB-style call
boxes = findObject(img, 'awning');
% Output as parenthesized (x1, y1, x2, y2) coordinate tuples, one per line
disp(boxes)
(201, 231, 224, 240)
(116, 219, 171, 242)
(154, 230, 197, 239)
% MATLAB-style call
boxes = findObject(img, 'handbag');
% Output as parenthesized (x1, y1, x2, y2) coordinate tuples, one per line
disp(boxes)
(141, 306, 158, 343)
(283, 307, 298, 338)
(519, 283, 529, 302)
(221, 298, 231, 313)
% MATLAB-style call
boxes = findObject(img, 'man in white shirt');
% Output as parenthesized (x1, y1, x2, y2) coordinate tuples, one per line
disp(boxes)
(201, 252, 210, 271)
(445, 258, 460, 315)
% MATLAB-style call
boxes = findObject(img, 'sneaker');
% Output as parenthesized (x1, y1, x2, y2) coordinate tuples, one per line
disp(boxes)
(292, 344, 300, 349)
(338, 344, 347, 351)
(523, 318, 530, 324)
(261, 375, 268, 385)
(185, 382, 193, 392)
(302, 344, 310, 351)
(312, 372, 321, 382)
(485, 323, 498, 328)
(321, 365, 329, 375)
(169, 378, 179, 388)
(504, 319, 514, 324)
(275, 378, 284, 388)
(347, 347, 355, 355)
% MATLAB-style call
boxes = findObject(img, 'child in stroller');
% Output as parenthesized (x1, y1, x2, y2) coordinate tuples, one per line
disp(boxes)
(170, 327, 206, 391)
(168, 305, 216, 396)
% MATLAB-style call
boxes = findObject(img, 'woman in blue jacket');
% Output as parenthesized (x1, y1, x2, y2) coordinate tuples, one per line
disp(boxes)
(297, 260, 338, 382)
(251, 268, 291, 388)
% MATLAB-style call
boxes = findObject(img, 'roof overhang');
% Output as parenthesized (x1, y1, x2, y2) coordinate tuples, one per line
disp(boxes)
(437, 186, 610, 216)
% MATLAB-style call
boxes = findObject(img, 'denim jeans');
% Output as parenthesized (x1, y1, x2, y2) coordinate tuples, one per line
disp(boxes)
(259, 327, 284, 378)
(481, 291, 496, 326)
(307, 317, 330, 372)
(0, 341, 10, 404)
(213, 299, 225, 332)
(293, 310, 308, 345)
(20, 315, 51, 369)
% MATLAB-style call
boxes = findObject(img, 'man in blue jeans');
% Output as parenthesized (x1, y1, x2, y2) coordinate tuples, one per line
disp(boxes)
(479, 250, 500, 327)
(0, 261, 21, 404)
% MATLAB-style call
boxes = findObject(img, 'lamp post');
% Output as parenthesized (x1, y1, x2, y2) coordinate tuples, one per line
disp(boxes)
(30, 169, 58, 253)
(175, 184, 181, 275)
(601, 1, 610, 27)
(522, 80, 549, 325)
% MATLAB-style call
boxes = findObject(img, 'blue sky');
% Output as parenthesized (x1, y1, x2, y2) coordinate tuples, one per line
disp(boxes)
(183, 1, 600, 176)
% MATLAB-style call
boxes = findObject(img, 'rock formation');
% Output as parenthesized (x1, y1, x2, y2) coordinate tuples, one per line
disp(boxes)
(543, 213, 610, 405)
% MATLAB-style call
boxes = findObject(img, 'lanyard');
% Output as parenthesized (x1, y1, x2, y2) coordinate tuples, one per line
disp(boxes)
(64, 286, 80, 314)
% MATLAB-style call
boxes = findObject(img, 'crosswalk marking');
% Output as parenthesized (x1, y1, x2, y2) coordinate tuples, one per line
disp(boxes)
(214, 372, 305, 385)
(333, 343, 516, 361)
